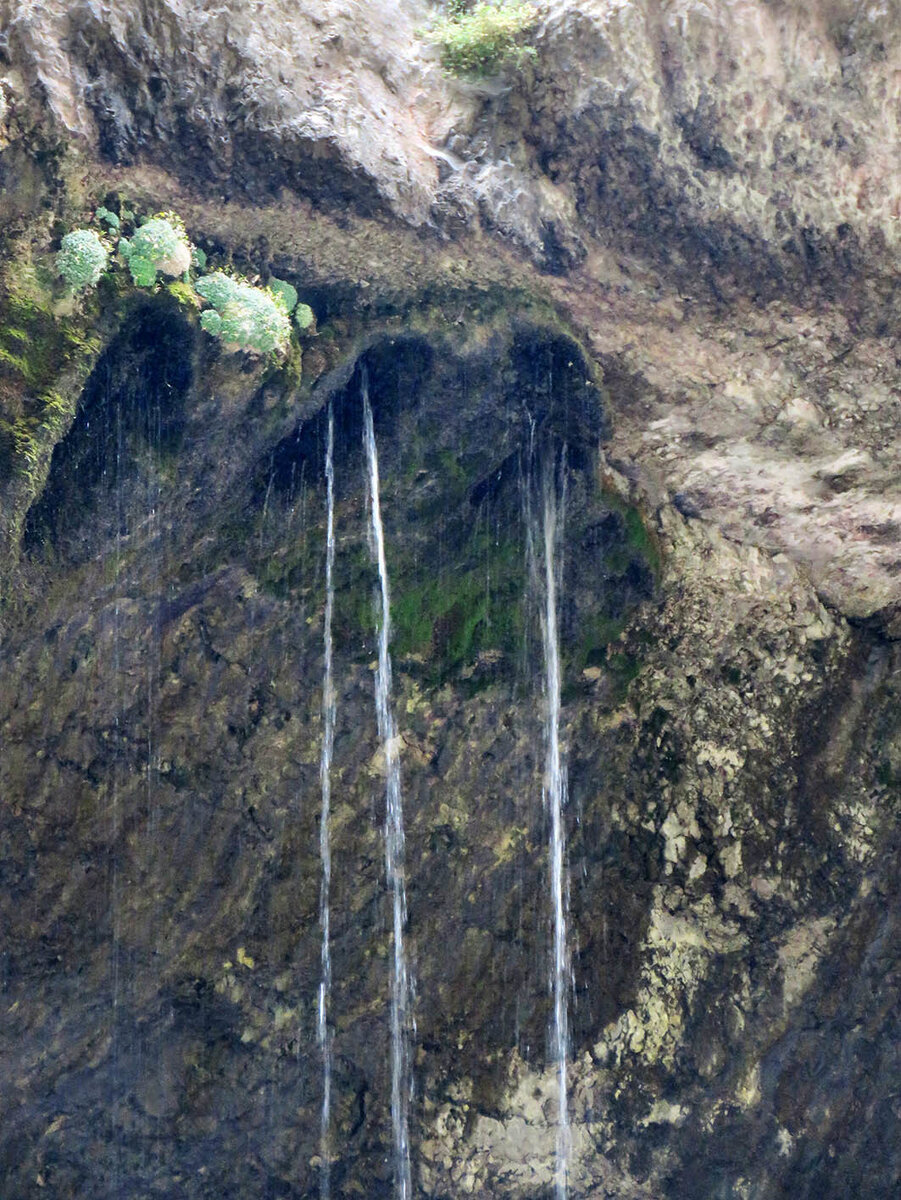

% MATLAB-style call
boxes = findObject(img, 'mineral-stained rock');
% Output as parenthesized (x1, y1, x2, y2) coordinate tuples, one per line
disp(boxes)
(1, 2, 900, 1198)
(4, 0, 453, 220)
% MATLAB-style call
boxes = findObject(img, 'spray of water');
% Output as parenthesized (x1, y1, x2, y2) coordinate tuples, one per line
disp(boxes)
(539, 449, 571, 1200)
(318, 402, 337, 1200)
(362, 372, 413, 1200)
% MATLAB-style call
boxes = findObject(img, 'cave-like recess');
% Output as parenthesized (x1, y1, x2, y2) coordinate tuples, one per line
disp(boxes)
(1, 307, 660, 1199)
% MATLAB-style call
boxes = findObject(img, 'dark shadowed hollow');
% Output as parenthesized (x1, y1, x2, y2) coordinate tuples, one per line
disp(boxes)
(1, 312, 661, 1198)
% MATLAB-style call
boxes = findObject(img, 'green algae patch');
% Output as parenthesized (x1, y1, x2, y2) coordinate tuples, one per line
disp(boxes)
(0, 266, 100, 411)
(602, 487, 664, 581)
(389, 528, 527, 683)
(0, 258, 107, 581)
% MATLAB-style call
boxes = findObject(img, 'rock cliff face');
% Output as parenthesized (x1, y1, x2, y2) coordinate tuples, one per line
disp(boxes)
(0, 2, 899, 1198)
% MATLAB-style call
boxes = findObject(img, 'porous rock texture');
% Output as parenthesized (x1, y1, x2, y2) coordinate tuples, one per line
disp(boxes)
(1, 2, 900, 1198)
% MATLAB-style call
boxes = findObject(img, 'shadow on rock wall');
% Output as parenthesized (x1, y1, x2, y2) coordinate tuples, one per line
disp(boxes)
(0, 316, 660, 1198)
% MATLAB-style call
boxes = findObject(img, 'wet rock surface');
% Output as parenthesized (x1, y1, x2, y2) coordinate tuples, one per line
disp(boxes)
(0, 1, 900, 1197)
(421, 508, 900, 1198)
(0, 324, 653, 1197)
(1, 311, 898, 1199)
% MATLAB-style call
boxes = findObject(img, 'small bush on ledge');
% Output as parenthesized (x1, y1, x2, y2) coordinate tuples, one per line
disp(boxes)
(269, 276, 315, 333)
(56, 230, 109, 291)
(195, 272, 292, 355)
(119, 215, 192, 287)
(53, 205, 312, 364)
(432, 0, 538, 75)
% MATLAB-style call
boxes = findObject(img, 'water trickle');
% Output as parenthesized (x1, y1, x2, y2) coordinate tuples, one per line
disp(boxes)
(362, 373, 413, 1200)
(539, 449, 571, 1200)
(318, 402, 337, 1200)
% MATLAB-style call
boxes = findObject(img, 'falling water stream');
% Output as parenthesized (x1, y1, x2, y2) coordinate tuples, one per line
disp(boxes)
(539, 452, 571, 1200)
(362, 375, 413, 1200)
(318, 402, 336, 1200)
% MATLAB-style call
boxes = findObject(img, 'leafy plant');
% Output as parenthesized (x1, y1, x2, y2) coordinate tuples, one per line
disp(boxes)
(53, 205, 312, 364)
(294, 302, 315, 331)
(56, 230, 109, 291)
(194, 272, 292, 354)
(119, 214, 192, 287)
(267, 277, 316, 331)
(432, 0, 538, 75)
(95, 206, 120, 230)
(268, 277, 298, 314)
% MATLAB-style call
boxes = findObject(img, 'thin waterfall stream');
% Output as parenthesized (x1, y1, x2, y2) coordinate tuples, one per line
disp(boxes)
(318, 402, 336, 1200)
(540, 451, 571, 1200)
(362, 374, 413, 1200)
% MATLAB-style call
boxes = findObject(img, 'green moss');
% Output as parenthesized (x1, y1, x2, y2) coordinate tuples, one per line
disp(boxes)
(623, 505, 663, 577)
(0, 265, 102, 483)
(389, 529, 526, 681)
(0, 346, 30, 376)
(593, 489, 663, 582)
(0, 302, 95, 392)
(165, 280, 202, 310)
(391, 580, 438, 653)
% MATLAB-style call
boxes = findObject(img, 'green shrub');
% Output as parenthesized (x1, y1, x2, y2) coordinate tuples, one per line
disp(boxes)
(95, 206, 120, 230)
(268, 276, 316, 332)
(56, 229, 109, 291)
(194, 272, 291, 354)
(268, 277, 298, 314)
(294, 302, 315, 332)
(432, 0, 538, 75)
(199, 309, 223, 337)
(120, 215, 192, 286)
(193, 272, 235, 310)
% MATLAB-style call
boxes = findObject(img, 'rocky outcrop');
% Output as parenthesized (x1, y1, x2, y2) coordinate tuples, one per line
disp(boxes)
(1, 2, 900, 1198)
(421, 504, 899, 1197)
(481, 0, 901, 291)
(7, 0, 901, 624)
(9, 2, 901, 280)
(3, 0, 452, 220)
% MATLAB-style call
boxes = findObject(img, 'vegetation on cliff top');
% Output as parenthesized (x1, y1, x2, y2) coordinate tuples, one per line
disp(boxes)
(431, 0, 538, 75)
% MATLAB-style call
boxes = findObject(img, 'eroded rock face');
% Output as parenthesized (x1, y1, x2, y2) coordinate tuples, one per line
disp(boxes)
(479, 0, 901, 291)
(0, 320, 650, 1197)
(5, 0, 452, 219)
(421, 508, 900, 1198)
(9, 2, 901, 279)
(543, 278, 901, 631)
(7, 0, 901, 622)
(1, 2, 900, 1198)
